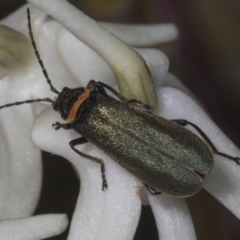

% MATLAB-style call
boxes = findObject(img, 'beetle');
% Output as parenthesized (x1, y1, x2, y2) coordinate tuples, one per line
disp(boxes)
(0, 8, 239, 197)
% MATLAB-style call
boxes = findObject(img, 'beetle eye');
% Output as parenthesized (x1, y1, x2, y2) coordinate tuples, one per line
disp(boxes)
(62, 87, 69, 91)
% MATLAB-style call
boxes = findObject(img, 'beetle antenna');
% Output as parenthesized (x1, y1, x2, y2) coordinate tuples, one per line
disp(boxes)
(0, 98, 54, 110)
(27, 8, 59, 95)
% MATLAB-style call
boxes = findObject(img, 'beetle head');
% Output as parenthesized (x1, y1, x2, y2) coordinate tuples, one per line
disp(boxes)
(52, 87, 85, 120)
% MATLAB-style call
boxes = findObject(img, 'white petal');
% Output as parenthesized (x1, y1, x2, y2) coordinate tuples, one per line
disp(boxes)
(164, 73, 195, 99)
(158, 87, 240, 219)
(0, 214, 68, 240)
(57, 29, 169, 89)
(135, 48, 169, 87)
(57, 27, 115, 87)
(31, 108, 142, 240)
(0, 76, 41, 219)
(101, 23, 178, 46)
(149, 195, 196, 240)
(1, 3, 47, 32)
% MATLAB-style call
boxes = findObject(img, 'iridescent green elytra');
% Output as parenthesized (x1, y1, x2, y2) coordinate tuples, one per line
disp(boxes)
(70, 83, 212, 197)
(51, 79, 240, 197)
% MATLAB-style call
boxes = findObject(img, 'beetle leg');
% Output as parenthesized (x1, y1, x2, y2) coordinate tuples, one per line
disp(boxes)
(144, 184, 161, 195)
(127, 99, 153, 110)
(96, 81, 153, 110)
(69, 137, 108, 190)
(96, 81, 129, 103)
(52, 122, 72, 130)
(172, 119, 240, 165)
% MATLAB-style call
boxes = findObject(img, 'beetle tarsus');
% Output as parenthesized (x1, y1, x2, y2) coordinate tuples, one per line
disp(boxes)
(52, 122, 61, 130)
(52, 122, 72, 130)
(102, 179, 108, 191)
(216, 152, 240, 165)
(101, 164, 108, 190)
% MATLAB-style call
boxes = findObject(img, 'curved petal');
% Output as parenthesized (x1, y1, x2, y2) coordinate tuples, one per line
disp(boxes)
(57, 28, 169, 89)
(135, 48, 169, 87)
(0, 214, 68, 240)
(101, 23, 178, 46)
(1, 3, 47, 32)
(0, 6, 55, 219)
(149, 194, 197, 240)
(57, 27, 115, 87)
(31, 108, 142, 240)
(163, 73, 195, 99)
(0, 75, 41, 219)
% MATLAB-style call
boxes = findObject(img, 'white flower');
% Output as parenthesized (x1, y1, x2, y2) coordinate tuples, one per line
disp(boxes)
(1, 0, 240, 240)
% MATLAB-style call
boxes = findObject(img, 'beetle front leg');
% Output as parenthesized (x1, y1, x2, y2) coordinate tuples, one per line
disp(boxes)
(52, 122, 72, 130)
(172, 119, 240, 165)
(69, 137, 108, 191)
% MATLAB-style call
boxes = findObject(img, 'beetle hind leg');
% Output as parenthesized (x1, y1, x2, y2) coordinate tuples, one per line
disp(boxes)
(144, 184, 161, 195)
(172, 119, 240, 165)
(214, 152, 240, 165)
(69, 137, 108, 190)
